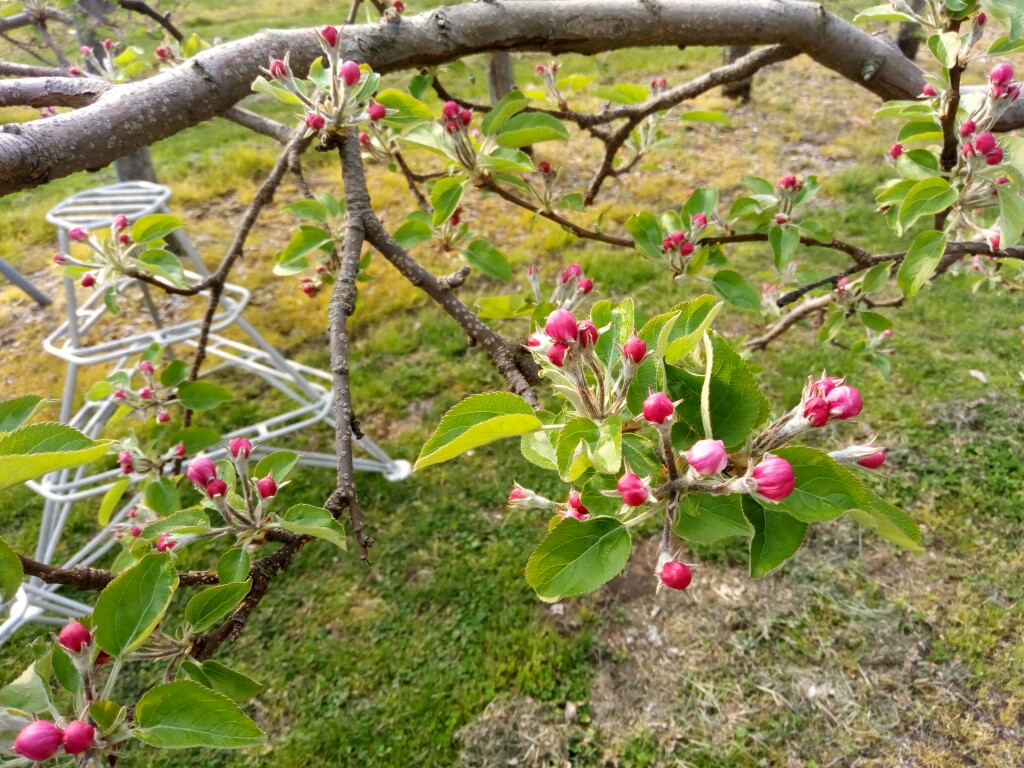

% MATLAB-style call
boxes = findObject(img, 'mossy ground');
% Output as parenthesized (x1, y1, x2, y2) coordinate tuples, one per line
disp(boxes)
(2, 1, 1024, 766)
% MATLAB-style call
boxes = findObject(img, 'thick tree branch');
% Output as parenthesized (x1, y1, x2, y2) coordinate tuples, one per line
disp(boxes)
(7, 0, 1014, 197)
(0, 76, 109, 108)
(0, 60, 66, 78)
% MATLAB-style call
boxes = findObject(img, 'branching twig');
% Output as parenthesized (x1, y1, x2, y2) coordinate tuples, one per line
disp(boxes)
(19, 555, 216, 591)
(744, 293, 833, 351)
(117, 0, 185, 42)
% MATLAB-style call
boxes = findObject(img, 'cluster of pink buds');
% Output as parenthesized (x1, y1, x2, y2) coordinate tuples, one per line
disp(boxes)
(526, 262, 594, 309)
(187, 457, 221, 497)
(649, 77, 668, 95)
(562, 489, 589, 521)
(962, 130, 1004, 166)
(441, 100, 473, 133)
(13, 719, 95, 761)
(300, 277, 322, 298)
(989, 63, 1019, 101)
(774, 174, 803, 223)
(802, 375, 863, 428)
(534, 61, 565, 107)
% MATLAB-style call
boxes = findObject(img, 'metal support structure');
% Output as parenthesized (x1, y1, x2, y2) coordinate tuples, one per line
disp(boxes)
(1, 182, 411, 643)
(0, 258, 50, 306)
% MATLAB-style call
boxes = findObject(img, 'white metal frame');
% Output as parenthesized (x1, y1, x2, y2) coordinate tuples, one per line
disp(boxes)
(1, 182, 411, 643)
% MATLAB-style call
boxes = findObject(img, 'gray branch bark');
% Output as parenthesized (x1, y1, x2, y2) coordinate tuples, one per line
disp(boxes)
(1, 0, 1021, 196)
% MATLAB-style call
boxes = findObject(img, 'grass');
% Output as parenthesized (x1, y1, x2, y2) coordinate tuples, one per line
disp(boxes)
(2, 1, 1024, 766)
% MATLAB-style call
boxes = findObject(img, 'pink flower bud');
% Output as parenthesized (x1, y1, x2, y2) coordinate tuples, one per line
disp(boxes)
(112, 388, 125, 400)
(442, 100, 460, 119)
(340, 60, 361, 87)
(921, 83, 937, 97)
(857, 450, 885, 469)
(102, 38, 114, 51)
(206, 478, 228, 497)
(642, 391, 674, 425)
(567, 490, 588, 516)
(691, 213, 707, 228)
(393, 0, 405, 11)
(305, 112, 326, 130)
(268, 58, 287, 78)
(155, 45, 170, 59)
(367, 102, 386, 121)
(775, 213, 789, 225)
(622, 332, 647, 364)
(130, 526, 142, 537)
(359, 132, 371, 145)
(889, 143, 903, 159)
(577, 277, 594, 294)
(809, 375, 841, 398)
(319, 24, 339, 47)
(138, 386, 152, 400)
(990, 63, 1014, 86)
(997, 176, 1010, 185)
(80, 46, 92, 56)
(156, 533, 176, 552)
(14, 721, 62, 761)
(776, 173, 798, 190)
(229, 437, 252, 458)
(186, 457, 217, 487)
(256, 474, 278, 498)
(752, 455, 795, 501)
(301, 280, 319, 297)
(990, 233, 1001, 251)
(546, 342, 568, 367)
(662, 236, 674, 251)
(459, 108, 472, 125)
(962, 141, 976, 157)
(660, 561, 692, 590)
(975, 133, 996, 154)
(684, 438, 729, 476)
(113, 213, 130, 230)
(118, 450, 133, 466)
(119, 232, 131, 244)
(960, 120, 976, 137)
(538, 161, 551, 173)
(127, 508, 136, 518)
(669, 231, 686, 246)
(976, 12, 986, 25)
(59, 621, 92, 652)
(544, 309, 578, 342)
(62, 720, 95, 755)
(617, 473, 648, 507)
(139, 360, 154, 374)
(527, 332, 545, 348)
(52, 252, 66, 264)
(678, 241, 695, 256)
(156, 410, 170, 423)
(577, 321, 597, 348)
(509, 487, 527, 502)
(69, 66, 81, 76)
(174, 442, 187, 457)
(81, 273, 96, 288)
(566, 263, 582, 278)
(803, 396, 829, 427)
(825, 385, 862, 420)
(535, 64, 547, 74)
(986, 148, 1004, 165)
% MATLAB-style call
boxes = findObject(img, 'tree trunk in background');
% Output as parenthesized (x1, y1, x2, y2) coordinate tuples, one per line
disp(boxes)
(114, 147, 159, 183)
(897, 0, 926, 61)
(721, 46, 752, 101)
(487, 51, 515, 104)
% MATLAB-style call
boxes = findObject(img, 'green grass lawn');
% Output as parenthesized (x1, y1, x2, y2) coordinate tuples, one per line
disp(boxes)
(2, 1, 1024, 766)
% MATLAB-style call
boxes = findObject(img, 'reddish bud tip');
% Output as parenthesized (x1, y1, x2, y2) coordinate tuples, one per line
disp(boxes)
(577, 277, 594, 294)
(622, 332, 647, 364)
(617, 473, 648, 507)
(367, 102, 386, 121)
(509, 487, 527, 502)
(268, 58, 287, 78)
(752, 456, 796, 501)
(691, 213, 707, 229)
(921, 83, 937, 97)
(990, 63, 1014, 87)
(102, 38, 114, 50)
(642, 391, 674, 425)
(568, 491, 589, 516)
(459, 108, 472, 125)
(393, 0, 405, 11)
(81, 273, 96, 288)
(990, 233, 1001, 251)
(359, 132, 371, 145)
(138, 386, 152, 400)
(319, 24, 339, 47)
(52, 252, 66, 264)
(229, 437, 252, 458)
(340, 60, 361, 87)
(174, 442, 187, 457)
(156, 533, 176, 552)
(112, 388, 125, 400)
(775, 213, 789, 225)
(776, 173, 798, 190)
(527, 332, 545, 348)
(62, 720, 95, 755)
(578, 320, 599, 348)
(544, 309, 579, 342)
(130, 526, 142, 537)
(538, 161, 551, 173)
(686, 439, 728, 476)
(535, 64, 547, 74)
(256, 474, 278, 499)
(566, 263, 582, 278)
(442, 100, 460, 119)
(803, 396, 830, 427)
(156, 411, 170, 423)
(889, 143, 903, 159)
(305, 112, 326, 130)
(139, 360, 154, 374)
(155, 45, 170, 59)
(660, 561, 692, 590)
(986, 147, 1004, 165)
(678, 241, 695, 256)
(113, 213, 130, 231)
(206, 478, 228, 497)
(186, 457, 217, 488)
(546, 342, 568, 367)
(959, 120, 976, 137)
(14, 721, 62, 762)
(69, 66, 81, 76)
(80, 46, 92, 56)
(825, 385, 863, 420)
(59, 621, 92, 653)
(857, 450, 886, 469)
(975, 132, 996, 154)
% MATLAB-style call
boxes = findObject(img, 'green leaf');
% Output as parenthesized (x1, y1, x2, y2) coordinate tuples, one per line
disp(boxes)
(253, 451, 298, 483)
(430, 176, 465, 227)
(525, 517, 631, 601)
(0, 663, 51, 713)
(138, 250, 188, 288)
(665, 332, 770, 451)
(590, 415, 622, 475)
(897, 229, 946, 297)
(159, 359, 190, 388)
(846, 496, 922, 551)
(897, 120, 944, 143)
(769, 225, 800, 270)
(853, 4, 918, 22)
(196, 660, 264, 704)
(0, 536, 22, 604)
(167, 426, 221, 455)
(626, 211, 664, 260)
(273, 226, 334, 276)
(90, 700, 126, 734)
(285, 199, 329, 224)
(185, 582, 251, 633)
(680, 109, 731, 125)
(817, 308, 845, 344)
(141, 477, 180, 517)
(557, 192, 586, 211)
(98, 477, 130, 526)
(375, 88, 433, 127)
(711, 269, 761, 311)
(252, 75, 304, 105)
(675, 494, 753, 543)
(132, 214, 182, 244)
(660, 296, 723, 363)
(746, 500, 808, 578)
(481, 90, 527, 135)
(279, 504, 348, 549)
(0, 395, 46, 433)
(135, 680, 264, 749)
(460, 239, 512, 281)
(927, 31, 962, 69)
(176, 381, 233, 411)
(415, 393, 543, 471)
(217, 549, 251, 584)
(51, 647, 82, 694)
(861, 263, 892, 293)
(93, 553, 178, 656)
(0, 422, 110, 490)
(555, 418, 599, 482)
(987, 0, 1024, 40)
(997, 185, 1024, 247)
(474, 294, 531, 320)
(494, 112, 569, 147)
(393, 213, 434, 250)
(770, 446, 866, 522)
(593, 84, 649, 104)
(859, 310, 893, 332)
(520, 427, 558, 471)
(988, 35, 1024, 54)
(145, 508, 210, 537)
(898, 178, 956, 231)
